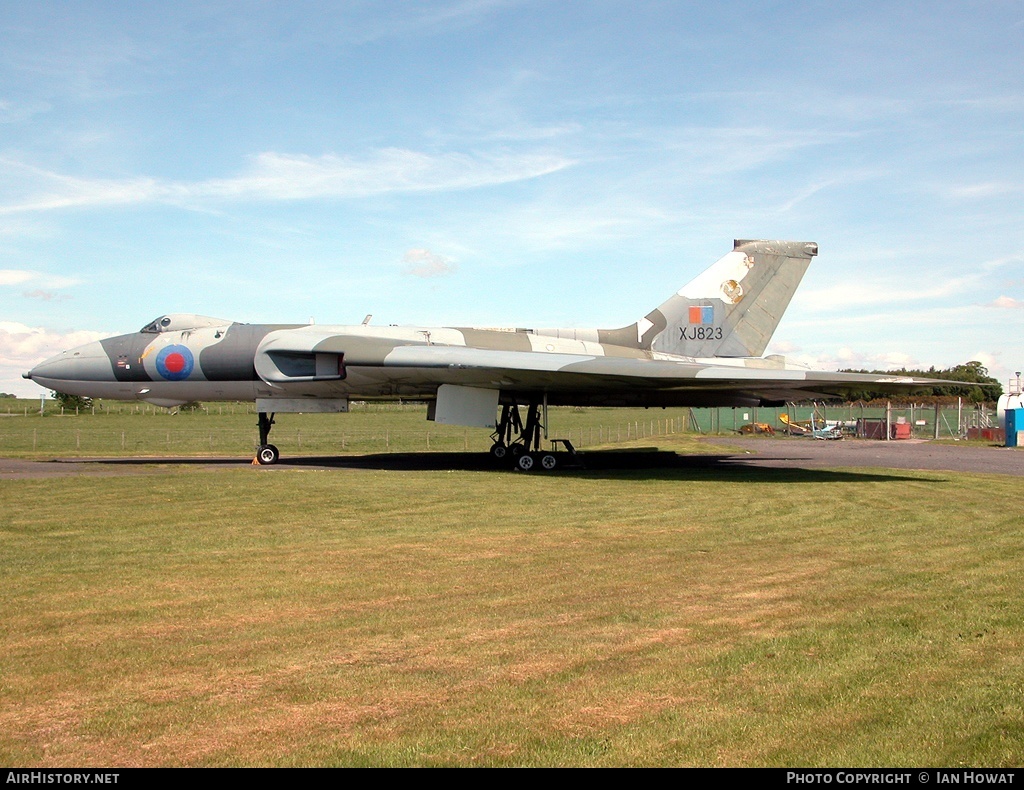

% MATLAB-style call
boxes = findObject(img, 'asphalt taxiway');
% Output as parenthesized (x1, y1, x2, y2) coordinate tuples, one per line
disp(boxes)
(2, 437, 1021, 479)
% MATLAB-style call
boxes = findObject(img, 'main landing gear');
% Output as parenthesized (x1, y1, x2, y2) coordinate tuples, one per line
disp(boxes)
(251, 402, 575, 471)
(254, 411, 279, 465)
(489, 402, 576, 472)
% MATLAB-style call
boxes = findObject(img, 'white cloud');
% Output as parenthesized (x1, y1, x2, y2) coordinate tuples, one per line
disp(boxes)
(0, 148, 574, 214)
(967, 351, 1001, 376)
(0, 269, 80, 288)
(0, 323, 110, 398)
(987, 295, 1024, 309)
(0, 269, 34, 286)
(0, 322, 107, 369)
(402, 248, 457, 278)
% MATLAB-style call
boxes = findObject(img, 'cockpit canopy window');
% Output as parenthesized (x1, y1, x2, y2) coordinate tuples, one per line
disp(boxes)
(140, 314, 231, 333)
(141, 316, 173, 333)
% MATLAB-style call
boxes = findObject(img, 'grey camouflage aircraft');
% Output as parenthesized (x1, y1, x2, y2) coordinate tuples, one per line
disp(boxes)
(26, 240, 941, 470)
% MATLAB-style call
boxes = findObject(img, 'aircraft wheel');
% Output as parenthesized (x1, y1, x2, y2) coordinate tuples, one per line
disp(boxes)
(256, 444, 280, 465)
(540, 453, 558, 471)
(516, 453, 535, 472)
(489, 442, 508, 460)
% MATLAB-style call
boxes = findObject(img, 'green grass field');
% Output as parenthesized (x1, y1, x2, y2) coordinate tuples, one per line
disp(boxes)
(1, 407, 1021, 766)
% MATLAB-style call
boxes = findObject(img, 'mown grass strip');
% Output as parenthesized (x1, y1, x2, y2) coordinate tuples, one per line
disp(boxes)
(1, 455, 1021, 766)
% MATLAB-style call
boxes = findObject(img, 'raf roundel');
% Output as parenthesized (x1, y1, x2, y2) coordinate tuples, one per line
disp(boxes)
(155, 345, 195, 381)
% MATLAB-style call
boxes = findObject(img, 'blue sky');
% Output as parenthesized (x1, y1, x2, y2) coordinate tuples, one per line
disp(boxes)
(2, 1, 1022, 396)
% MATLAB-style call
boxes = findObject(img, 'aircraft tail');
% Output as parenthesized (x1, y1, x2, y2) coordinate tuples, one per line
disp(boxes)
(599, 239, 817, 357)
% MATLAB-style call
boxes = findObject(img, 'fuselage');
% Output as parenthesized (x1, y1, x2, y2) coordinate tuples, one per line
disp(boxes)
(26, 313, 798, 409)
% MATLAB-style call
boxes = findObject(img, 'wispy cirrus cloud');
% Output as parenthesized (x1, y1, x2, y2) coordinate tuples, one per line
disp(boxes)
(350, 0, 520, 43)
(0, 148, 574, 215)
(653, 126, 854, 174)
(941, 181, 1017, 200)
(0, 98, 51, 124)
(797, 254, 1023, 312)
(798, 276, 978, 310)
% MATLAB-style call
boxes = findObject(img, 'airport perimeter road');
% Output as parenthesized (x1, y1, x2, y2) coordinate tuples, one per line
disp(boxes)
(704, 437, 1024, 476)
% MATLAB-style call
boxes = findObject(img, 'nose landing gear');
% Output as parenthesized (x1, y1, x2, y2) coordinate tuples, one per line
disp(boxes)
(254, 411, 279, 465)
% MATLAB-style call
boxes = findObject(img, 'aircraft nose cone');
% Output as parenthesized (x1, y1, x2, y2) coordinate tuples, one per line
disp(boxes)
(27, 341, 112, 384)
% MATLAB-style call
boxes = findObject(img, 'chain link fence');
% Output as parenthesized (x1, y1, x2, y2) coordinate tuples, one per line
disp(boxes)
(0, 399, 1000, 457)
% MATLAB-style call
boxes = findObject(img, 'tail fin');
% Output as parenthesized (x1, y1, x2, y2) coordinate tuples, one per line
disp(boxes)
(599, 239, 817, 357)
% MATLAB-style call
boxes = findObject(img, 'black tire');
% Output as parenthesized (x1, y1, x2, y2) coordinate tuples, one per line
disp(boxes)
(540, 453, 558, 471)
(516, 453, 535, 472)
(257, 444, 280, 465)
(490, 442, 508, 460)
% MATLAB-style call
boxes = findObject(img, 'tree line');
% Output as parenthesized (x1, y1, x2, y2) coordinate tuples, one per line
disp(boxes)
(838, 361, 1002, 403)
